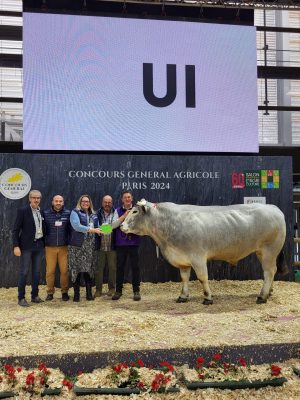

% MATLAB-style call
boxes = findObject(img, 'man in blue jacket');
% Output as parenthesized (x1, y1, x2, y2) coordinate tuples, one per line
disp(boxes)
(43, 195, 71, 301)
(13, 190, 45, 307)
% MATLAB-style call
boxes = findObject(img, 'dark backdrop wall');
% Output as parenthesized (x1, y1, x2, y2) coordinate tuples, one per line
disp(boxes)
(0, 153, 294, 287)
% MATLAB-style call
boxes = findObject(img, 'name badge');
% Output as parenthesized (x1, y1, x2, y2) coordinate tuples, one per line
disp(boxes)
(55, 221, 62, 227)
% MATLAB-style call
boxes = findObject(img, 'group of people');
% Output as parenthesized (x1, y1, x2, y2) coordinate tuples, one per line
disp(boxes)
(12, 190, 141, 307)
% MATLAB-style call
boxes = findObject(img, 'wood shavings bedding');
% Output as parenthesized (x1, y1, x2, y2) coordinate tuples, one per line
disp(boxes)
(0, 280, 299, 357)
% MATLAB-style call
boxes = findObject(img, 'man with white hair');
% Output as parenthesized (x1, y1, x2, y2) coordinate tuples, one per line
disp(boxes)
(13, 190, 45, 307)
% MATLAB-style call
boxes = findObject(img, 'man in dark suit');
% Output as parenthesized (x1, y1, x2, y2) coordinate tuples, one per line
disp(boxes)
(13, 189, 45, 307)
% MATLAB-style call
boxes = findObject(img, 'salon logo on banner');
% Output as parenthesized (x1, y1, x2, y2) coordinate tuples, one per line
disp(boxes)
(0, 168, 32, 199)
(231, 170, 280, 189)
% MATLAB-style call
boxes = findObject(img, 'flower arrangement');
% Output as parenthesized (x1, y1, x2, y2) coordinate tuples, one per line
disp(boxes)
(0, 363, 65, 396)
(183, 353, 284, 385)
(75, 358, 178, 393)
(0, 357, 291, 396)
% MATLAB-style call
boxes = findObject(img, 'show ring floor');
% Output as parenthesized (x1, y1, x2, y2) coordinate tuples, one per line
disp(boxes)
(0, 280, 299, 374)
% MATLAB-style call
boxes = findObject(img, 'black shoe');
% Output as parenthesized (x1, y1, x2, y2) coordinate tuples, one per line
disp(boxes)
(86, 286, 94, 301)
(31, 296, 44, 304)
(45, 294, 54, 301)
(73, 291, 80, 302)
(62, 293, 69, 301)
(73, 281, 80, 302)
(18, 298, 30, 307)
(112, 292, 122, 300)
(133, 292, 141, 301)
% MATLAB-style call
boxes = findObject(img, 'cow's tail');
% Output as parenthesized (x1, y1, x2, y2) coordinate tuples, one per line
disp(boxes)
(276, 249, 289, 275)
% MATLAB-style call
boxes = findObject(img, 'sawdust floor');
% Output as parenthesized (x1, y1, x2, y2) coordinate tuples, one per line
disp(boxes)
(0, 280, 299, 358)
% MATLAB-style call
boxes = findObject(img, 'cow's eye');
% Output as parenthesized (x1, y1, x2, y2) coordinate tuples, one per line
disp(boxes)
(132, 210, 138, 214)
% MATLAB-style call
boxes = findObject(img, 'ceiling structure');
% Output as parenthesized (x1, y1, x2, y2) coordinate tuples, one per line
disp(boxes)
(19, 0, 300, 12)
(97, 0, 300, 11)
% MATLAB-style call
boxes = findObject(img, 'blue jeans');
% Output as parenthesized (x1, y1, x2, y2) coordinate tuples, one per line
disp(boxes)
(18, 241, 44, 300)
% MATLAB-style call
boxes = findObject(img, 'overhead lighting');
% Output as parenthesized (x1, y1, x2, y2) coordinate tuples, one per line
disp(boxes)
(0, 40, 22, 54)
(0, 0, 22, 12)
(0, 16, 23, 26)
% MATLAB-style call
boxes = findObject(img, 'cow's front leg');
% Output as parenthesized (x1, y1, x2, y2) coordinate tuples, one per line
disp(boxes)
(176, 267, 191, 303)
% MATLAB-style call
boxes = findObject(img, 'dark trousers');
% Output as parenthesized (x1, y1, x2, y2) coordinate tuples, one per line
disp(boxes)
(116, 246, 140, 293)
(18, 240, 44, 300)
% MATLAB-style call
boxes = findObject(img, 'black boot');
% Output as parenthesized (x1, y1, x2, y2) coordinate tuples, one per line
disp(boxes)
(84, 273, 94, 301)
(73, 274, 80, 302)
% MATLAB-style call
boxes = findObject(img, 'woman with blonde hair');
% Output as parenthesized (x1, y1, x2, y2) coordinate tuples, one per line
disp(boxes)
(69, 194, 100, 301)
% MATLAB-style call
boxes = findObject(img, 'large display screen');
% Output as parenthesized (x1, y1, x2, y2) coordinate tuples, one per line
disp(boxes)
(23, 13, 258, 152)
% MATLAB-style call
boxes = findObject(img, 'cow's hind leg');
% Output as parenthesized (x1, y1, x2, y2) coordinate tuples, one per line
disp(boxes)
(192, 259, 213, 305)
(177, 267, 191, 303)
(256, 250, 277, 304)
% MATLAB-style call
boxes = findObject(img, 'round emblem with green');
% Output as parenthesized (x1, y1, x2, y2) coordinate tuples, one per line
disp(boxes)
(100, 224, 113, 234)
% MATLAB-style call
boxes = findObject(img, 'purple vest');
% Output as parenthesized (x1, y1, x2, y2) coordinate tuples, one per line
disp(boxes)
(115, 207, 141, 247)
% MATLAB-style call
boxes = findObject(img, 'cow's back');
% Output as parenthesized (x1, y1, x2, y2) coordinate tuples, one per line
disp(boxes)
(156, 203, 285, 264)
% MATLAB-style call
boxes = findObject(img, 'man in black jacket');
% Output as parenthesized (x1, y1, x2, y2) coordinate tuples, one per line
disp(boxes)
(43, 195, 71, 301)
(13, 190, 45, 307)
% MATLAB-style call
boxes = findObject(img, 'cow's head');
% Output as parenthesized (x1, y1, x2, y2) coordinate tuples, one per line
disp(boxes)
(120, 199, 155, 236)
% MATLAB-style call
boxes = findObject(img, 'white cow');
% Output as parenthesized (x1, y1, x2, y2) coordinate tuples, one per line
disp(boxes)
(121, 200, 288, 304)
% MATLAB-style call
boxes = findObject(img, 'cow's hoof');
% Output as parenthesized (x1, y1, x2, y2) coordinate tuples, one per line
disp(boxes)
(256, 296, 267, 304)
(176, 297, 188, 303)
(202, 299, 213, 305)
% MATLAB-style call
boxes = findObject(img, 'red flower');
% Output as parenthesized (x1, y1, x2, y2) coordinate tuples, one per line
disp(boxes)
(159, 361, 174, 373)
(196, 357, 205, 365)
(26, 372, 35, 386)
(17, 367, 22, 373)
(39, 377, 45, 384)
(62, 378, 73, 390)
(137, 381, 145, 389)
(198, 373, 205, 380)
(4, 364, 15, 375)
(151, 372, 171, 392)
(38, 363, 46, 371)
(223, 362, 230, 373)
(238, 357, 247, 367)
(212, 353, 221, 361)
(271, 364, 282, 376)
(151, 380, 160, 391)
(137, 359, 145, 368)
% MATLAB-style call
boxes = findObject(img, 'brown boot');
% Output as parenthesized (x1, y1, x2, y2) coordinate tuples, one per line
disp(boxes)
(94, 290, 102, 298)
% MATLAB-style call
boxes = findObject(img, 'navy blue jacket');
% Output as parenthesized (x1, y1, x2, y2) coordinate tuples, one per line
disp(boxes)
(69, 209, 100, 250)
(43, 207, 71, 246)
(12, 205, 45, 250)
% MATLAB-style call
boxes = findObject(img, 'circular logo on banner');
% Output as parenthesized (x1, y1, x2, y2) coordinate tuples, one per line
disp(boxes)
(0, 168, 32, 200)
